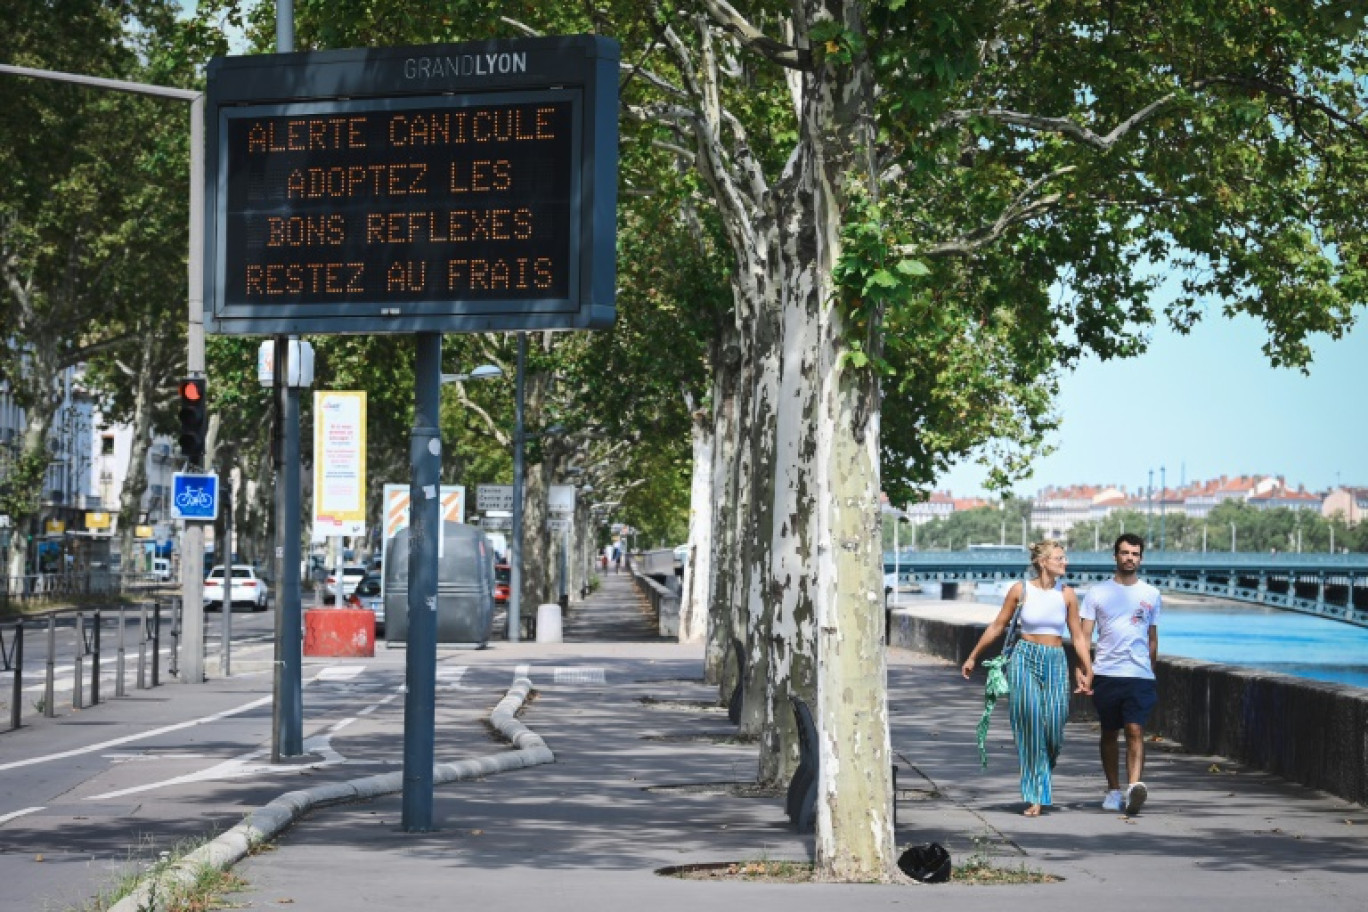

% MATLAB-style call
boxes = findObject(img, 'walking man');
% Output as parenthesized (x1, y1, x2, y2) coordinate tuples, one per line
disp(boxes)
(1081, 533, 1160, 815)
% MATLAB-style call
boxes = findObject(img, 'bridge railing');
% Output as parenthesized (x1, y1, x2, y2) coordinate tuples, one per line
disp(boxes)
(883, 550, 1368, 628)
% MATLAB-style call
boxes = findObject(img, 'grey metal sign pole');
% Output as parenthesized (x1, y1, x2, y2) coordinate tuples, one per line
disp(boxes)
(270, 0, 303, 760)
(403, 332, 442, 830)
(271, 338, 304, 759)
(509, 333, 527, 642)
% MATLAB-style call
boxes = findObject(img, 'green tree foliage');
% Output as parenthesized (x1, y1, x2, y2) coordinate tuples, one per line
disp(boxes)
(898, 499, 1036, 550)
(855, 0, 1368, 497)
(1, 0, 196, 563)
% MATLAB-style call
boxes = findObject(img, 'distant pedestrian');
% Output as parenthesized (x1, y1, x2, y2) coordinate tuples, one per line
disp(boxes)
(961, 540, 1093, 817)
(1081, 533, 1161, 816)
(611, 542, 622, 574)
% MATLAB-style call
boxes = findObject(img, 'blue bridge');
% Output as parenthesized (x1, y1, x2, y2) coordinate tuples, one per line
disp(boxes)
(883, 548, 1368, 628)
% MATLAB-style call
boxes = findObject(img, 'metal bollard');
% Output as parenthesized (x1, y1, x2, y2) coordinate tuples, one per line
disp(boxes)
(45, 615, 56, 717)
(73, 611, 84, 710)
(91, 608, 102, 706)
(137, 602, 148, 690)
(152, 600, 162, 687)
(168, 598, 181, 679)
(4, 621, 22, 730)
(116, 606, 126, 698)
(10, 623, 21, 730)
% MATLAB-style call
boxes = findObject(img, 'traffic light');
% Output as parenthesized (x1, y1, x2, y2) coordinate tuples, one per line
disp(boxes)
(177, 378, 207, 461)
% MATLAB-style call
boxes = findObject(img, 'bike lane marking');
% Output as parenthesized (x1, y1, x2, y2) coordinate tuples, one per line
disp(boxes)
(0, 806, 45, 824)
(0, 694, 274, 773)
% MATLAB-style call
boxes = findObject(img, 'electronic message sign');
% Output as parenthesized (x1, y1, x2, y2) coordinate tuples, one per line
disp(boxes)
(204, 36, 618, 335)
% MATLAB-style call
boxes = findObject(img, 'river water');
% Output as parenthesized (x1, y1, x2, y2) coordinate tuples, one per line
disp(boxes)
(911, 583, 1368, 691)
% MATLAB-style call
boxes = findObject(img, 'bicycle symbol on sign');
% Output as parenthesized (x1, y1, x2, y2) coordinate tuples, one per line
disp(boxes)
(175, 486, 214, 509)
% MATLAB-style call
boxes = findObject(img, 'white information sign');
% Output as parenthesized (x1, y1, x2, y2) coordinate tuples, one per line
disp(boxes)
(313, 391, 367, 538)
(548, 484, 576, 516)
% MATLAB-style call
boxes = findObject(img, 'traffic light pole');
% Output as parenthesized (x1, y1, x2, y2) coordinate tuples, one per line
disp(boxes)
(180, 91, 207, 687)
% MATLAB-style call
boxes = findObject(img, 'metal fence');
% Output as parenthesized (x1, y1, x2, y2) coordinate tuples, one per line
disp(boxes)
(0, 571, 171, 608)
(0, 599, 169, 732)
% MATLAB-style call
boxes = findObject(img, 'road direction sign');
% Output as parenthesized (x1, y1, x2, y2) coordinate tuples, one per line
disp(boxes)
(172, 472, 220, 521)
(477, 484, 514, 512)
(548, 484, 576, 516)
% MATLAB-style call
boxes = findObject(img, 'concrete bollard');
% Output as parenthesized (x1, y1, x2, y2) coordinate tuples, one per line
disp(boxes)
(303, 608, 375, 657)
(536, 603, 563, 643)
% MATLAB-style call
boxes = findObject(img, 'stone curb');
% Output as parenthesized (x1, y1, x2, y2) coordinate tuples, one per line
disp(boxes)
(108, 676, 551, 912)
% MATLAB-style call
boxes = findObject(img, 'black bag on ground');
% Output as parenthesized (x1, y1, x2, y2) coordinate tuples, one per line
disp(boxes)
(897, 842, 951, 883)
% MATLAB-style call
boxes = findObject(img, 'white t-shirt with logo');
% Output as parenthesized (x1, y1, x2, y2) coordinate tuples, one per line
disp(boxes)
(1081, 579, 1161, 679)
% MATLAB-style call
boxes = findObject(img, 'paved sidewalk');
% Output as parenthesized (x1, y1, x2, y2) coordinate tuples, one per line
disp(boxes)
(8, 571, 1368, 911)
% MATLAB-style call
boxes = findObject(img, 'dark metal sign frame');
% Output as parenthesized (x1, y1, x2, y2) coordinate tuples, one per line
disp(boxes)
(204, 36, 619, 335)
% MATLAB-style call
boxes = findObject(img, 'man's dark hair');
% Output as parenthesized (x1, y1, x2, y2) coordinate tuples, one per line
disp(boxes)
(1114, 532, 1145, 555)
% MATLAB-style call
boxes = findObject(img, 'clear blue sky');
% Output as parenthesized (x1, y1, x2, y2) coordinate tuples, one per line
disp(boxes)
(938, 311, 1368, 499)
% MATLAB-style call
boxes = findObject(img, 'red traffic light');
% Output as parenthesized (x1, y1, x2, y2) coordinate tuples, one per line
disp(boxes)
(178, 378, 207, 460)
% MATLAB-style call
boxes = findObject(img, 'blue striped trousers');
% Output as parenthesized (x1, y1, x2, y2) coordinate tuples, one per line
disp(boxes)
(1007, 640, 1069, 806)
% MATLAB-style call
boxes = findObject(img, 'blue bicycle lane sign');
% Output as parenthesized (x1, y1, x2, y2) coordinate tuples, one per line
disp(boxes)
(172, 472, 220, 521)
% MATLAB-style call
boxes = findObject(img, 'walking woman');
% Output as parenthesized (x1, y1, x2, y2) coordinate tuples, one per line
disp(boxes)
(961, 540, 1093, 816)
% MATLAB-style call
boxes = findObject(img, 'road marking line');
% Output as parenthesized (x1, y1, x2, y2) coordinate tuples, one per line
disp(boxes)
(553, 667, 606, 685)
(358, 692, 401, 716)
(316, 665, 367, 681)
(87, 730, 348, 800)
(0, 806, 44, 825)
(0, 694, 273, 773)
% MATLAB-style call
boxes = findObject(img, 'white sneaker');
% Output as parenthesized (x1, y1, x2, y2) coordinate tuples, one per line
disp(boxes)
(1101, 789, 1123, 812)
(1125, 781, 1148, 815)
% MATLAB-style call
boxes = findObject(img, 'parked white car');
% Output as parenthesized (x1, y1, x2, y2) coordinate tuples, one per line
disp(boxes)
(203, 565, 269, 611)
(323, 565, 367, 604)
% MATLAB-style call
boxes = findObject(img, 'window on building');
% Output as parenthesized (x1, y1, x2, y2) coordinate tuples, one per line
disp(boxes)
(101, 435, 115, 456)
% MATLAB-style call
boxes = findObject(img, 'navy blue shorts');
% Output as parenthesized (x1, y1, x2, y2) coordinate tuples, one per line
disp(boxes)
(1091, 675, 1158, 731)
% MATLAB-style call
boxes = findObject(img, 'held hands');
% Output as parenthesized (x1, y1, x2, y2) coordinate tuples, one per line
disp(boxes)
(1073, 667, 1093, 694)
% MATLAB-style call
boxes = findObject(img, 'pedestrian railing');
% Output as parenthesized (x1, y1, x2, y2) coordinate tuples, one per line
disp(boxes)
(0, 571, 173, 609)
(1, 599, 167, 733)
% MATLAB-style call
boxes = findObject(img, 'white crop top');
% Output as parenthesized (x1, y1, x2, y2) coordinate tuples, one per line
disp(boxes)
(1017, 582, 1067, 637)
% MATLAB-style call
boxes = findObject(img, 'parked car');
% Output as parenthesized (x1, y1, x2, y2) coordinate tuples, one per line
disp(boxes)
(151, 557, 172, 582)
(323, 565, 367, 604)
(493, 563, 511, 605)
(203, 564, 268, 611)
(346, 572, 384, 634)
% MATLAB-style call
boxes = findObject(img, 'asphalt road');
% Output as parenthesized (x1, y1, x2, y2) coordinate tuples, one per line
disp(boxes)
(0, 605, 401, 912)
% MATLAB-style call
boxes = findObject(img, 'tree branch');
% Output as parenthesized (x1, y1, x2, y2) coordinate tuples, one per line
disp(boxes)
(696, 0, 810, 70)
(941, 92, 1180, 151)
(1203, 75, 1368, 143)
(910, 166, 1076, 259)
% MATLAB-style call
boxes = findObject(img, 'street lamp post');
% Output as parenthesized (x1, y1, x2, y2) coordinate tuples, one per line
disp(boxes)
(1146, 469, 1154, 544)
(1231, 521, 1237, 553)
(1159, 465, 1167, 551)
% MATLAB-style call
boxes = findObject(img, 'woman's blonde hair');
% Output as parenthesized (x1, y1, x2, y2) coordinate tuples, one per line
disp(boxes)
(1028, 539, 1065, 576)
